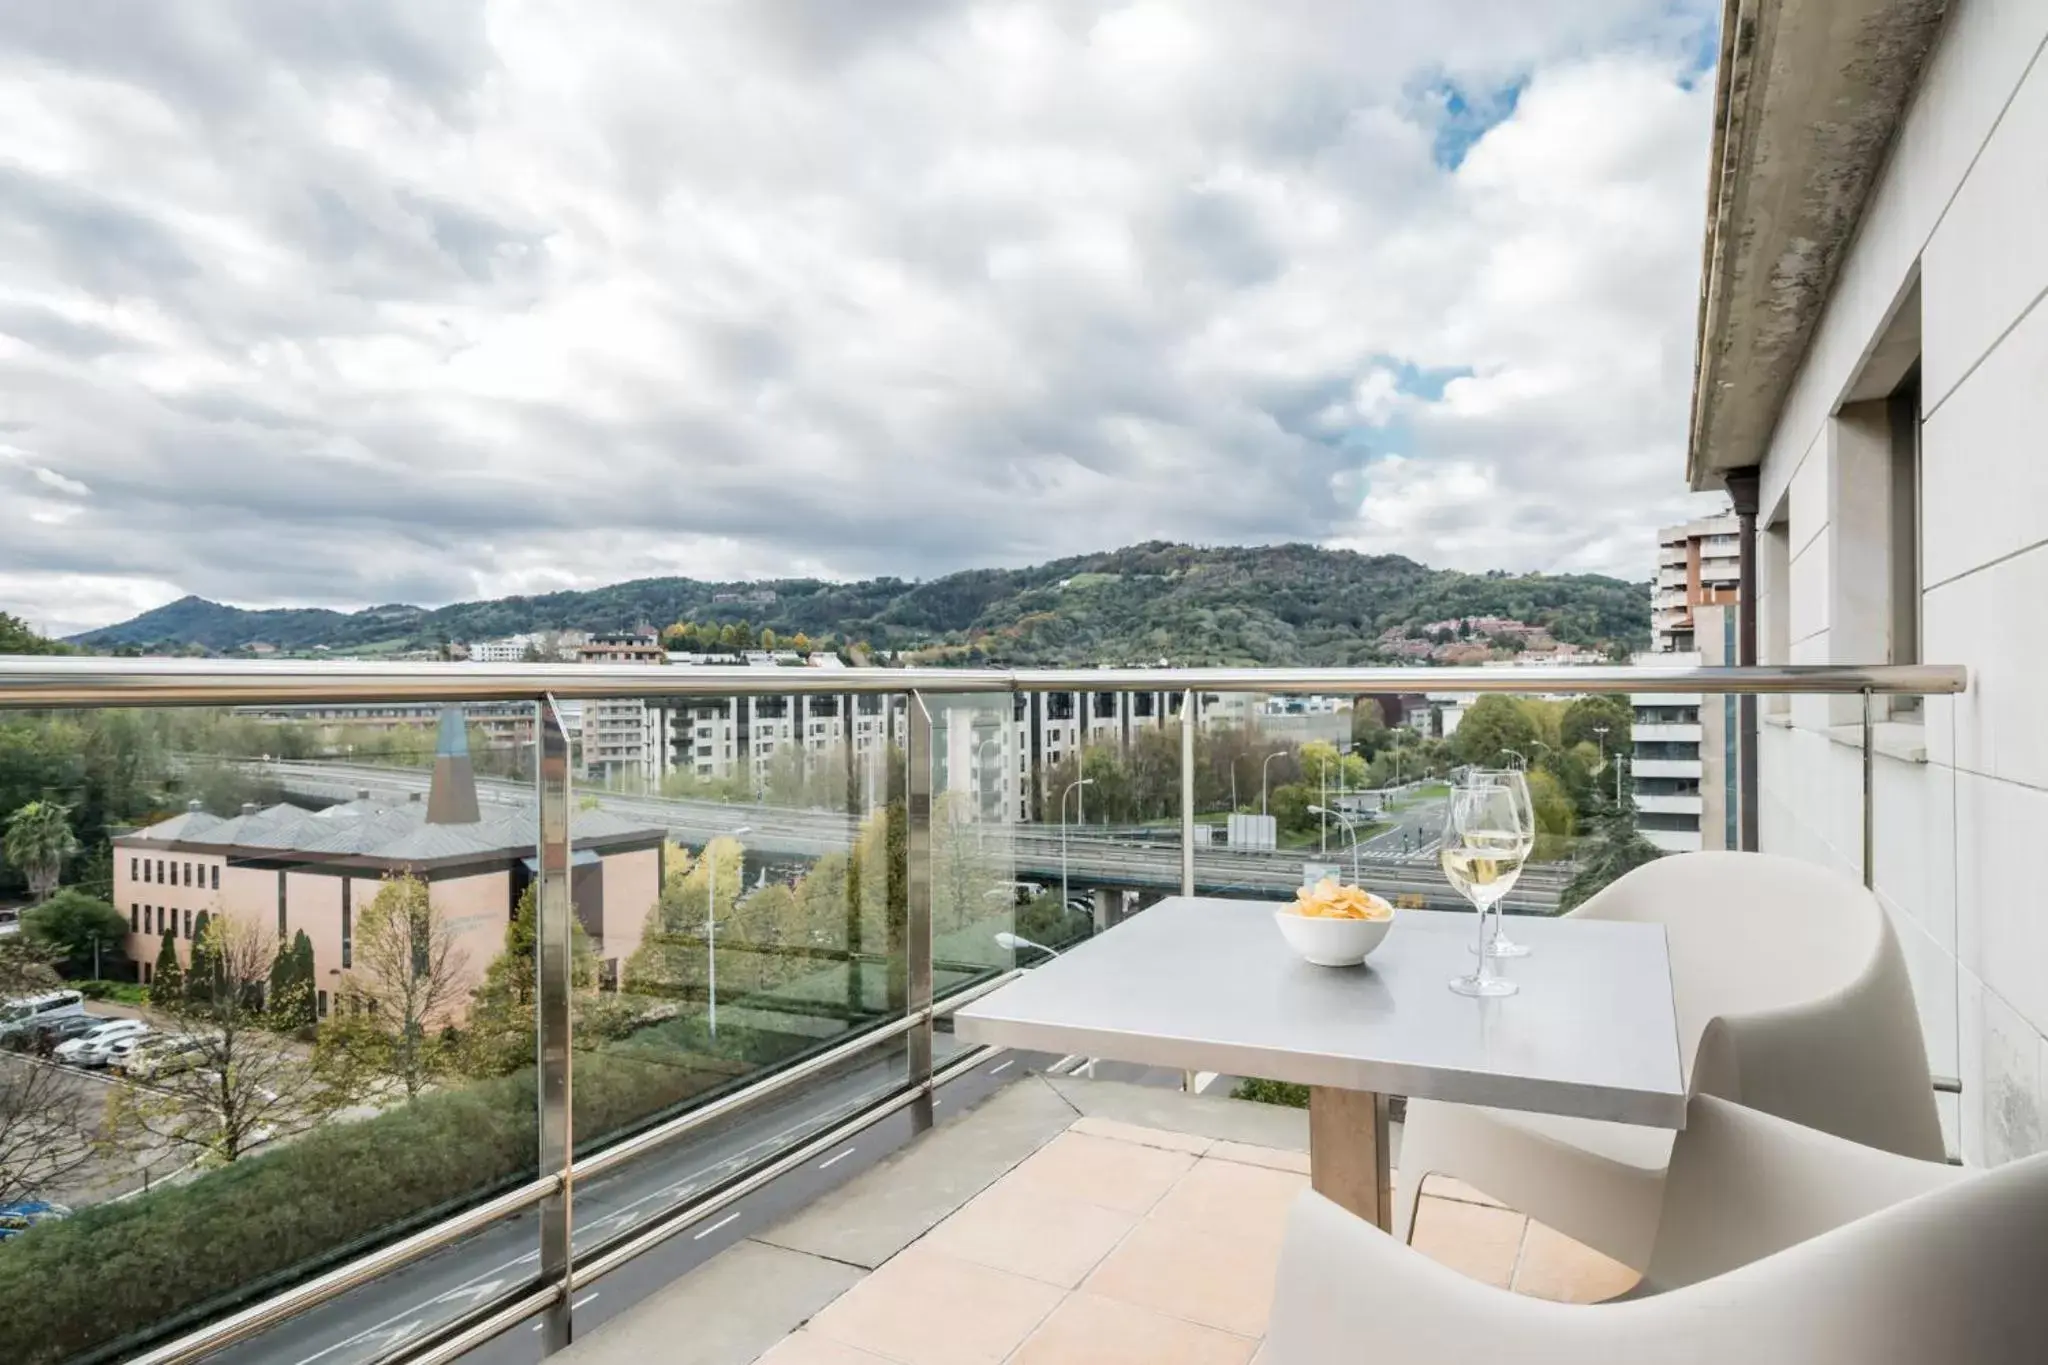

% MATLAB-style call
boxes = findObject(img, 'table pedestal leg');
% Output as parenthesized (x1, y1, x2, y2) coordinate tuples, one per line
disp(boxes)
(1308, 1086, 1393, 1232)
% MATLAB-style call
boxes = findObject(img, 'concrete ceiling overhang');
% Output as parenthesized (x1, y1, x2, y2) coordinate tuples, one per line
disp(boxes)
(1687, 0, 1949, 491)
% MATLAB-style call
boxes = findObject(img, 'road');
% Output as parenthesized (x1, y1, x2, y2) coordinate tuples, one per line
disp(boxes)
(202, 1039, 1098, 1365)
(259, 762, 1565, 914)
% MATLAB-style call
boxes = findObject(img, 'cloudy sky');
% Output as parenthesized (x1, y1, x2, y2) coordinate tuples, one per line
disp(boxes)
(1, 0, 1728, 637)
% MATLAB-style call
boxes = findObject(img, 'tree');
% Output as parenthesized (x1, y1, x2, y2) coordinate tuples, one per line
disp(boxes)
(462, 882, 603, 1078)
(20, 889, 127, 978)
(1452, 696, 1540, 769)
(1349, 699, 1391, 756)
(1525, 767, 1578, 862)
(0, 612, 69, 656)
(184, 910, 217, 1005)
(109, 916, 341, 1164)
(318, 874, 471, 1100)
(1561, 695, 1632, 765)
(268, 930, 317, 1030)
(625, 836, 747, 1014)
(1560, 811, 1666, 911)
(148, 934, 183, 1005)
(3, 801, 79, 902)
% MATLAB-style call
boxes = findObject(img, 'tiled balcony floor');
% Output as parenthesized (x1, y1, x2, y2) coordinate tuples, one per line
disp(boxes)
(560, 1075, 1637, 1365)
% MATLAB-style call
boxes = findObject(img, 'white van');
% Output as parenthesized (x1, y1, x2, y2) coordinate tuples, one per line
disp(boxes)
(0, 990, 86, 1041)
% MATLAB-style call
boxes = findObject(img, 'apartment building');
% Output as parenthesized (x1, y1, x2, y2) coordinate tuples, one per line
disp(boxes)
(1690, 0, 2046, 1165)
(233, 701, 539, 752)
(1651, 514, 1742, 653)
(1630, 608, 1736, 854)
(576, 633, 670, 789)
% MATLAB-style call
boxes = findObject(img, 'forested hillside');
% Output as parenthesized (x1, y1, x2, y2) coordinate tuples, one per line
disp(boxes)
(66, 543, 1649, 664)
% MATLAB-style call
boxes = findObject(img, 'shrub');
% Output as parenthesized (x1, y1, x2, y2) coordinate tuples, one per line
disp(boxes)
(0, 1029, 795, 1364)
(1232, 1077, 1310, 1108)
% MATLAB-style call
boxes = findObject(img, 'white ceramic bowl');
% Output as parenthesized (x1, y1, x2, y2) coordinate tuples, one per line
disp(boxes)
(1273, 908, 1395, 967)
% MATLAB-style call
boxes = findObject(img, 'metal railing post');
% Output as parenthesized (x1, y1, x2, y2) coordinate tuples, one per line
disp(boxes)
(1180, 690, 1197, 897)
(906, 692, 935, 1130)
(1861, 687, 1876, 891)
(536, 696, 575, 1350)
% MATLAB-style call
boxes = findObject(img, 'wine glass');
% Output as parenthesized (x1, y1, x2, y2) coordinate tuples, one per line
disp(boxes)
(1463, 770, 1535, 959)
(1441, 777, 1534, 998)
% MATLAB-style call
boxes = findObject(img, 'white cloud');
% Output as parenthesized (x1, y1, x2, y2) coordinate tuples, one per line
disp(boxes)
(0, 0, 1722, 633)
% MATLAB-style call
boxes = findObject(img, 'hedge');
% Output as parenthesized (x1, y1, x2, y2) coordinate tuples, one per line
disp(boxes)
(0, 1022, 826, 1365)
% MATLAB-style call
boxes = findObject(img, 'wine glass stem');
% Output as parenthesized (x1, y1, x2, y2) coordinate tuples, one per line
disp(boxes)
(1472, 897, 1495, 985)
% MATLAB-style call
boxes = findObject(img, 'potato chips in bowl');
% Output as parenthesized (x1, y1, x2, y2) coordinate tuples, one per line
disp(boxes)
(1276, 878, 1396, 966)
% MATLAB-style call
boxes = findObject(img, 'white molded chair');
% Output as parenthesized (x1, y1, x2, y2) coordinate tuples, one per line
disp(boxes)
(1269, 1096, 2046, 1365)
(1391, 851, 1944, 1269)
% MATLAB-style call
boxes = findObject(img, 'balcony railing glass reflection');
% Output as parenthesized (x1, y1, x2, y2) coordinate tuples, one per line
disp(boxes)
(0, 659, 1963, 1365)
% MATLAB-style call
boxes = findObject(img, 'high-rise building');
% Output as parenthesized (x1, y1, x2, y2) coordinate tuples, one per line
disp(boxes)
(1651, 514, 1741, 653)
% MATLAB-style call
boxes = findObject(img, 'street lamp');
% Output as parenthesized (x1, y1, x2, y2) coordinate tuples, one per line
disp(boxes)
(706, 824, 753, 1039)
(1500, 747, 1528, 771)
(1261, 749, 1288, 817)
(994, 931, 1060, 961)
(1592, 724, 1610, 771)
(1307, 805, 1364, 886)
(1060, 779, 1095, 912)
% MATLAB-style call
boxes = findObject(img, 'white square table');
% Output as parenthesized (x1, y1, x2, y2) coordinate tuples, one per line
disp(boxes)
(954, 897, 1686, 1230)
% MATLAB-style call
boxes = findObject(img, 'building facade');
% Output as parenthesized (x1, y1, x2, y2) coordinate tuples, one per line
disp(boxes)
(577, 633, 671, 789)
(1689, 0, 2045, 1164)
(1651, 514, 1742, 653)
(113, 711, 664, 1015)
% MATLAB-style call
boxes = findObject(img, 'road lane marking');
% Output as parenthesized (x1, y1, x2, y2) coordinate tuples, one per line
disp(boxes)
(987, 1059, 1014, 1076)
(818, 1146, 856, 1170)
(693, 1211, 742, 1240)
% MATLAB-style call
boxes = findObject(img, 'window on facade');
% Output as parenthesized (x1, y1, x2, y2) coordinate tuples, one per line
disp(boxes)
(142, 961, 152, 986)
(341, 880, 353, 969)
(130, 857, 138, 881)
(184, 908, 193, 938)
(212, 864, 219, 890)
(141, 859, 151, 884)
(131, 904, 139, 932)
(184, 862, 193, 887)
(277, 869, 288, 939)
(318, 989, 329, 1019)
(1887, 364, 1922, 715)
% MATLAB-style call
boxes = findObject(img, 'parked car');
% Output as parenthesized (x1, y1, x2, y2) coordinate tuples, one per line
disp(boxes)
(99, 1035, 152, 1071)
(0, 990, 86, 1045)
(26, 1013, 105, 1055)
(0, 1201, 71, 1242)
(117, 1033, 210, 1081)
(54, 1019, 149, 1067)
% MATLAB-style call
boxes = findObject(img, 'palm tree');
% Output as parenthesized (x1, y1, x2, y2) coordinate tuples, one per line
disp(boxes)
(3, 801, 80, 902)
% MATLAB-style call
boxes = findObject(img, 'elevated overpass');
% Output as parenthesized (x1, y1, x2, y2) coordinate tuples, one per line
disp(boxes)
(257, 760, 1566, 914)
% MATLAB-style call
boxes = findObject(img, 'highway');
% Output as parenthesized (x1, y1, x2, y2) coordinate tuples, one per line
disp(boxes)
(259, 761, 1567, 914)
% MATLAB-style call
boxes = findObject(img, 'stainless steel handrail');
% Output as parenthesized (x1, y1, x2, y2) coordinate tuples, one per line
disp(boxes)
(0, 656, 1969, 708)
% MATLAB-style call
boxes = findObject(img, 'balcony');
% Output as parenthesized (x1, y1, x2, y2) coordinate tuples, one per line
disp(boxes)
(0, 658, 1972, 1365)
(549, 1074, 1635, 1365)
(1633, 792, 1704, 815)
(1633, 722, 1703, 744)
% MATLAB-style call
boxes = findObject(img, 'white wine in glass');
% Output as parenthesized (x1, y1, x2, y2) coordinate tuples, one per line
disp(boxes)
(1442, 781, 1533, 997)
(1463, 770, 1536, 959)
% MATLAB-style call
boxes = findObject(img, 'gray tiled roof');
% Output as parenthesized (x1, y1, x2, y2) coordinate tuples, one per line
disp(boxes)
(122, 797, 660, 865)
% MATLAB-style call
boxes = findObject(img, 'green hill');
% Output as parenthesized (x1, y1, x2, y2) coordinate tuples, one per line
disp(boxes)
(63, 543, 1648, 665)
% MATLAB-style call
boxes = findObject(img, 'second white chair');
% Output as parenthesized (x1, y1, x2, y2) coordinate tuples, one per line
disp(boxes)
(1391, 851, 1945, 1268)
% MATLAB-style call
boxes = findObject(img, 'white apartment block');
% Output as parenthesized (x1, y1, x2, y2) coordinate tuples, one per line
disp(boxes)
(1651, 515, 1742, 653)
(577, 634, 671, 788)
(1691, 0, 2048, 1165)
(467, 636, 532, 663)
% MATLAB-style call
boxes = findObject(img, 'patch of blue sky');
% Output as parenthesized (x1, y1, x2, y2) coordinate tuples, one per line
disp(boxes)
(1426, 76, 1527, 170)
